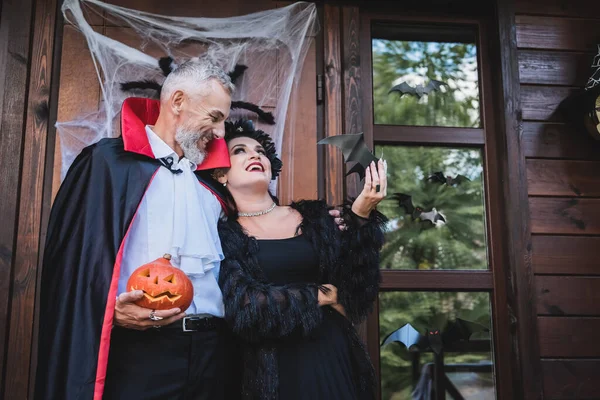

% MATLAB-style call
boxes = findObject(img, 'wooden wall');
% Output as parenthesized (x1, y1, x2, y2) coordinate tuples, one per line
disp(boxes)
(516, 1, 600, 398)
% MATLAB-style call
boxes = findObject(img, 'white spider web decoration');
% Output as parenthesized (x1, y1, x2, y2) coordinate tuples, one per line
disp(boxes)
(58, 0, 318, 193)
(586, 44, 600, 90)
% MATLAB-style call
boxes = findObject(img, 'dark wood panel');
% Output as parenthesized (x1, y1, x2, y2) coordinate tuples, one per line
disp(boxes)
(323, 4, 344, 206)
(373, 125, 485, 145)
(516, 0, 600, 18)
(521, 85, 577, 122)
(380, 270, 493, 290)
(0, 0, 35, 396)
(516, 16, 600, 51)
(4, 0, 59, 397)
(536, 276, 600, 316)
(518, 50, 593, 86)
(103, 0, 274, 23)
(342, 6, 362, 199)
(527, 159, 600, 197)
(542, 359, 600, 399)
(530, 198, 600, 234)
(538, 317, 600, 357)
(522, 122, 600, 160)
(532, 235, 600, 275)
(494, 0, 542, 397)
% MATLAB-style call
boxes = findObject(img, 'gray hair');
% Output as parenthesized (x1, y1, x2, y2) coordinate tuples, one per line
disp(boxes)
(160, 58, 235, 103)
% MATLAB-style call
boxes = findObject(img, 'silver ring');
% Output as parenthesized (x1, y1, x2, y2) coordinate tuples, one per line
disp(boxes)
(149, 310, 163, 321)
(152, 325, 160, 329)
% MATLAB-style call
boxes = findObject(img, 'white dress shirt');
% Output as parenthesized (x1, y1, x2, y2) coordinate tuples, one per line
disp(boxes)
(118, 125, 224, 317)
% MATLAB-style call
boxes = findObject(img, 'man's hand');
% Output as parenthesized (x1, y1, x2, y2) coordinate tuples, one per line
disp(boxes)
(317, 284, 338, 306)
(329, 209, 347, 231)
(114, 290, 185, 330)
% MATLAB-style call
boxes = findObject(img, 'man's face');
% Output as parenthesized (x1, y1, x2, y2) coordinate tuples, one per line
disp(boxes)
(175, 80, 231, 164)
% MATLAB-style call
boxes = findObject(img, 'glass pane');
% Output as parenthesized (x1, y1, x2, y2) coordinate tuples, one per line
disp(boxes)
(372, 25, 480, 128)
(377, 145, 487, 270)
(379, 291, 495, 400)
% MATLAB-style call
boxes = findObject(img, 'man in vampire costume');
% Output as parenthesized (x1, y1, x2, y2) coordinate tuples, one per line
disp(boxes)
(35, 59, 239, 400)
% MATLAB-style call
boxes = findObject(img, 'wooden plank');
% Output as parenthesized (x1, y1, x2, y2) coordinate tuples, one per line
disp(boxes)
(516, 16, 600, 52)
(529, 198, 600, 234)
(373, 125, 485, 145)
(522, 122, 600, 160)
(527, 159, 600, 197)
(102, 0, 273, 26)
(4, 0, 59, 397)
(379, 270, 493, 290)
(538, 317, 600, 357)
(342, 6, 362, 200)
(322, 4, 344, 206)
(53, 25, 101, 200)
(532, 235, 600, 275)
(278, 40, 317, 204)
(518, 50, 594, 87)
(494, 0, 542, 398)
(521, 85, 578, 122)
(0, 0, 34, 396)
(542, 359, 600, 399)
(516, 0, 600, 18)
(536, 276, 600, 316)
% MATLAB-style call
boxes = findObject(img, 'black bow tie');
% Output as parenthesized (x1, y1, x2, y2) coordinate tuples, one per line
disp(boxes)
(159, 157, 183, 174)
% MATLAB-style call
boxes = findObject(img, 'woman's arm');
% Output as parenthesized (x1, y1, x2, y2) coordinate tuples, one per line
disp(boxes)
(219, 256, 323, 342)
(335, 160, 388, 324)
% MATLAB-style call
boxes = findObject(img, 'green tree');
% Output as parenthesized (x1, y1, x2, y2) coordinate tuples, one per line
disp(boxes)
(372, 40, 480, 128)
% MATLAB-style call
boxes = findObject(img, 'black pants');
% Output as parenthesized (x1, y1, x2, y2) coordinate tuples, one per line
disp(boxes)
(104, 322, 239, 400)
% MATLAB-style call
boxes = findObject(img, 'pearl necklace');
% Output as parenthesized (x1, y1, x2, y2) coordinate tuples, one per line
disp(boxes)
(238, 202, 277, 217)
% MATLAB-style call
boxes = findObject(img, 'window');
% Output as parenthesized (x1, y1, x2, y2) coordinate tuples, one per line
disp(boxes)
(360, 14, 509, 400)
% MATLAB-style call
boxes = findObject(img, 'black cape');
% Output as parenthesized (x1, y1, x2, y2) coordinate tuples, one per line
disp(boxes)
(34, 98, 229, 400)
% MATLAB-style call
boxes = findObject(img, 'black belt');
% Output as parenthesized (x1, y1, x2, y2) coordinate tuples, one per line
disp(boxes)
(161, 316, 222, 332)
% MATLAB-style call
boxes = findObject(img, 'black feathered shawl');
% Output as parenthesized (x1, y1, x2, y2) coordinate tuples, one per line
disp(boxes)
(218, 200, 387, 400)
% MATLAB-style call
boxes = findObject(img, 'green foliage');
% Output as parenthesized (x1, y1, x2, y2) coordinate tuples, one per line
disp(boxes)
(373, 40, 480, 128)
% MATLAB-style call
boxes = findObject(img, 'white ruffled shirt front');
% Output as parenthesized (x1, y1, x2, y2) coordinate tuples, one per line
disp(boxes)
(118, 125, 224, 317)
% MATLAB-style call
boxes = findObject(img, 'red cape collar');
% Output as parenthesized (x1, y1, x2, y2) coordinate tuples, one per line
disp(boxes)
(120, 97, 230, 171)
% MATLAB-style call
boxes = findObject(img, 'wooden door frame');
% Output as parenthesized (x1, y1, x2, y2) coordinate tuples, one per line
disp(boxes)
(0, 0, 64, 398)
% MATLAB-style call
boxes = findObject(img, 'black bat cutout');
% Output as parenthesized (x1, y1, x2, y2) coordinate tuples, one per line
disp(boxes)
(381, 319, 489, 354)
(391, 193, 446, 224)
(388, 79, 448, 99)
(427, 171, 470, 186)
(317, 133, 378, 180)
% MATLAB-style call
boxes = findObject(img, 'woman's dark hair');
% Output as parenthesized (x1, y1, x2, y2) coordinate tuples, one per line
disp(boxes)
(224, 119, 282, 180)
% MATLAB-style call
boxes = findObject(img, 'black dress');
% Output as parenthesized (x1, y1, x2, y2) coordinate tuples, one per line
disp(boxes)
(218, 200, 387, 400)
(256, 236, 358, 400)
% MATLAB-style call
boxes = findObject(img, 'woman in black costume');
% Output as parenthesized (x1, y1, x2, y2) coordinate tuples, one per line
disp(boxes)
(215, 120, 387, 400)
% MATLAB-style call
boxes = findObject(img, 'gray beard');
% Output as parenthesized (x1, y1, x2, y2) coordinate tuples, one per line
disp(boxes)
(175, 128, 207, 165)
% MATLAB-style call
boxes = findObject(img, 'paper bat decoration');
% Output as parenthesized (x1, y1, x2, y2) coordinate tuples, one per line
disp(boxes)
(317, 133, 378, 180)
(427, 171, 470, 186)
(381, 319, 489, 354)
(391, 193, 446, 225)
(388, 79, 448, 99)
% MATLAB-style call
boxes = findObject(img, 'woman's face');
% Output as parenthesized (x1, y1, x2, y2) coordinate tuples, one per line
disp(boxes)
(223, 136, 272, 190)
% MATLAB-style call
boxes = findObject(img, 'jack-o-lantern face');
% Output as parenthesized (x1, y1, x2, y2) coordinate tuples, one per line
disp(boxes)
(126, 254, 193, 310)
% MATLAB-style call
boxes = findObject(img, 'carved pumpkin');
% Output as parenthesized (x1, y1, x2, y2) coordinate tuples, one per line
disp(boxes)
(126, 254, 193, 310)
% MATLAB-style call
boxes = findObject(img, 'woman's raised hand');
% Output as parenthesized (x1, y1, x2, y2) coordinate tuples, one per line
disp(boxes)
(351, 159, 387, 219)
